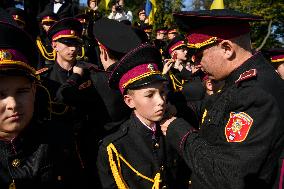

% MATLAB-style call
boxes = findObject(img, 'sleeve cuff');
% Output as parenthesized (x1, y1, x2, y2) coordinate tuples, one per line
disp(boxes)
(167, 118, 197, 155)
(66, 73, 82, 87)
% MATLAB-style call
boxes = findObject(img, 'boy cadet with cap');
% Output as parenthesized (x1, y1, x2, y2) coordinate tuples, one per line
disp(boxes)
(167, 27, 178, 40)
(36, 10, 59, 68)
(263, 48, 284, 80)
(160, 9, 284, 189)
(90, 18, 142, 134)
(37, 17, 108, 188)
(0, 14, 59, 189)
(96, 43, 191, 189)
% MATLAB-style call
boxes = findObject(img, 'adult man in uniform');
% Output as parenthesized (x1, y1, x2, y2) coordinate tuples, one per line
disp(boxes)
(160, 9, 284, 189)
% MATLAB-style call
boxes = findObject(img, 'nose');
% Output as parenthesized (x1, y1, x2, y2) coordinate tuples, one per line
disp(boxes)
(6, 96, 17, 111)
(157, 92, 166, 107)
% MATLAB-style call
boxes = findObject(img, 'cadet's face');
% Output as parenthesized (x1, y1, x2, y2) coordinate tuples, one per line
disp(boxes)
(276, 63, 284, 80)
(167, 33, 176, 40)
(175, 48, 188, 61)
(125, 82, 167, 126)
(0, 76, 35, 140)
(139, 13, 146, 21)
(54, 41, 79, 62)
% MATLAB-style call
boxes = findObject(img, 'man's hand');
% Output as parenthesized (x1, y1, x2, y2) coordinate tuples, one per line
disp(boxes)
(160, 116, 177, 136)
(73, 62, 94, 76)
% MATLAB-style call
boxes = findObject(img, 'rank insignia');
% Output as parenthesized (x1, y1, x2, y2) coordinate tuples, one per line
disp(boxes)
(79, 79, 92, 90)
(225, 112, 253, 142)
(147, 64, 154, 71)
(0, 50, 12, 61)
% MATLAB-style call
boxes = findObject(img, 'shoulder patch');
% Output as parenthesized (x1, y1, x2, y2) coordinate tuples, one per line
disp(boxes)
(36, 67, 49, 75)
(235, 69, 257, 84)
(225, 112, 253, 142)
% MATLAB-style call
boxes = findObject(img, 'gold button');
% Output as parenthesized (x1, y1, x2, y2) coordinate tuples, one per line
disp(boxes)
(154, 143, 159, 148)
(160, 166, 164, 171)
(11, 159, 20, 167)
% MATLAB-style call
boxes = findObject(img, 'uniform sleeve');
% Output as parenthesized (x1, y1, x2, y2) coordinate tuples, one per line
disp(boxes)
(96, 144, 117, 189)
(166, 86, 282, 188)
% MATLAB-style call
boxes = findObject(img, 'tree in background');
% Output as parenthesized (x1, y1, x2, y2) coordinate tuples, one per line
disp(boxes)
(94, 0, 284, 49)
(225, 0, 284, 49)
(190, 0, 284, 49)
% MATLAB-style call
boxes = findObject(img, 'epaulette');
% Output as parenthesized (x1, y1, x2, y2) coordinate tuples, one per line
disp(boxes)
(100, 122, 129, 147)
(35, 67, 50, 75)
(235, 69, 257, 84)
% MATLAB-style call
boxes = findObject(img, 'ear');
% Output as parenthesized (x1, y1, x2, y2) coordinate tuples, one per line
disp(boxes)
(219, 40, 234, 60)
(52, 41, 57, 50)
(205, 80, 213, 91)
(123, 94, 135, 109)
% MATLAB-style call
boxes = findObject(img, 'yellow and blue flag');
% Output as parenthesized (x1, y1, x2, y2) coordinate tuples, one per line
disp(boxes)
(145, 0, 157, 25)
(105, 0, 111, 10)
(210, 0, 224, 10)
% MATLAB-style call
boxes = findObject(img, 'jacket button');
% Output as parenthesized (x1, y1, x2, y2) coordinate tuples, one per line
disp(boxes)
(154, 143, 159, 148)
(160, 165, 164, 171)
(11, 159, 20, 167)
(162, 186, 167, 189)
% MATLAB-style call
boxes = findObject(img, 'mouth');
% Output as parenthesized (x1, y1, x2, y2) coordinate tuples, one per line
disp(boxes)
(6, 114, 23, 121)
(156, 109, 165, 115)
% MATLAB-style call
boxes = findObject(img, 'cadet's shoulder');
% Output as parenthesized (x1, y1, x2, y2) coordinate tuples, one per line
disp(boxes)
(99, 119, 131, 147)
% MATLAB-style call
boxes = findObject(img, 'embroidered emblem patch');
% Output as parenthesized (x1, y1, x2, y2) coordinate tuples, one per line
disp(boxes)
(225, 112, 253, 142)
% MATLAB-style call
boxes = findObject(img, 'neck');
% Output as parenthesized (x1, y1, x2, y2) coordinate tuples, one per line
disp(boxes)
(56, 55, 75, 70)
(134, 111, 155, 129)
(0, 131, 17, 142)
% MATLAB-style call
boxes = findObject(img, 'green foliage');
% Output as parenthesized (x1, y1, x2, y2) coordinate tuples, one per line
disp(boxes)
(93, 0, 283, 48)
(224, 0, 284, 48)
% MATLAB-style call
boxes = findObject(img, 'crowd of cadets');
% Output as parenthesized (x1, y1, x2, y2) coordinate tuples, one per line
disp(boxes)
(0, 0, 284, 189)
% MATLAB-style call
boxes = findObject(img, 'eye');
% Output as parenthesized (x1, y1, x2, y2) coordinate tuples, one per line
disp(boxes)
(145, 93, 153, 98)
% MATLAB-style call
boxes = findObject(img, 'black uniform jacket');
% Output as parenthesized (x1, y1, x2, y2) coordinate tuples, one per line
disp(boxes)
(43, 2, 78, 19)
(97, 114, 189, 189)
(0, 121, 57, 189)
(166, 52, 284, 189)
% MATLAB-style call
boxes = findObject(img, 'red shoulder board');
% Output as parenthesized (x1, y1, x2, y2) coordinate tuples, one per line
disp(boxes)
(79, 79, 92, 90)
(35, 67, 49, 75)
(235, 69, 257, 84)
(225, 112, 254, 142)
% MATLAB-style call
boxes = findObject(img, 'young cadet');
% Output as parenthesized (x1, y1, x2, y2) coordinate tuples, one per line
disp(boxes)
(0, 17, 57, 188)
(36, 10, 59, 68)
(91, 18, 142, 134)
(96, 43, 191, 189)
(263, 48, 284, 80)
(38, 17, 106, 188)
(160, 9, 284, 189)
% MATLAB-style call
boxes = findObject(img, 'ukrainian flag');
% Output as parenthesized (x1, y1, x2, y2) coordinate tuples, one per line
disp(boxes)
(145, 0, 157, 25)
(210, 0, 224, 10)
(105, 0, 111, 10)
